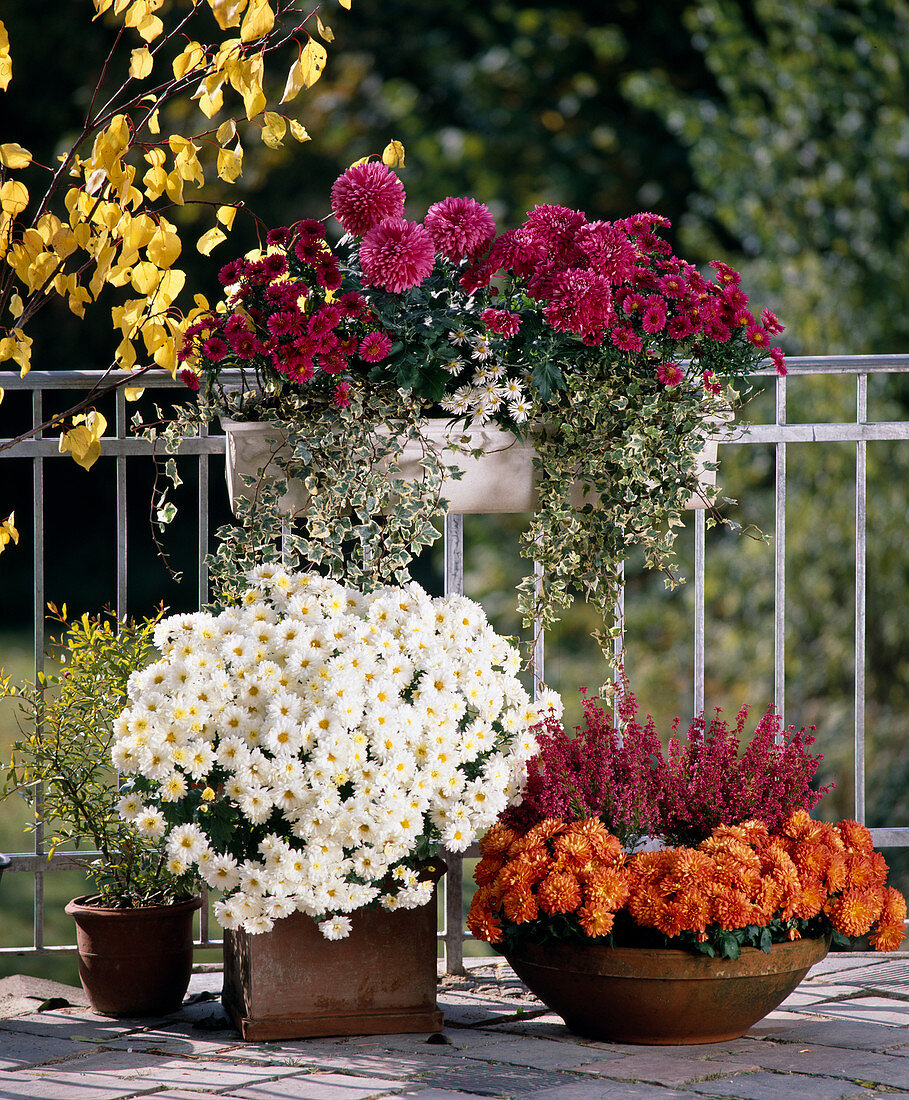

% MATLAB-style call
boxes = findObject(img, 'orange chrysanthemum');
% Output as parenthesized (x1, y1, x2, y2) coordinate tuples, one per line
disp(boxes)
(466, 904, 503, 943)
(585, 866, 630, 911)
(537, 870, 582, 915)
(473, 855, 503, 887)
(526, 818, 567, 844)
(666, 848, 714, 892)
(869, 918, 906, 952)
(827, 888, 883, 937)
(838, 819, 874, 853)
(843, 852, 887, 893)
(567, 819, 623, 863)
(503, 886, 539, 924)
(879, 885, 908, 925)
(578, 904, 615, 938)
(552, 831, 594, 871)
(479, 821, 520, 858)
(824, 851, 848, 894)
(792, 876, 827, 920)
(711, 885, 756, 930)
(781, 809, 816, 841)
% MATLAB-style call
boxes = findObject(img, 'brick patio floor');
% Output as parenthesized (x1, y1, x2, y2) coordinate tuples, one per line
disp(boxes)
(0, 954, 907, 1099)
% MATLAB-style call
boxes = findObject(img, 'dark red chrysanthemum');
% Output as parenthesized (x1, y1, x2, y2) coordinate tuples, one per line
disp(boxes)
(424, 196, 496, 263)
(543, 269, 615, 339)
(330, 162, 406, 237)
(359, 218, 436, 293)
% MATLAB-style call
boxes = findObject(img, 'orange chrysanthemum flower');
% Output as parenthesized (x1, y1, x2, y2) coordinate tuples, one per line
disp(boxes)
(781, 809, 816, 841)
(526, 818, 567, 844)
(843, 852, 886, 893)
(838, 819, 874, 853)
(711, 885, 756, 930)
(466, 903, 503, 943)
(824, 851, 848, 894)
(537, 870, 582, 915)
(585, 866, 630, 911)
(479, 821, 520, 858)
(827, 888, 883, 937)
(552, 831, 594, 870)
(578, 904, 615, 938)
(792, 876, 827, 920)
(869, 918, 906, 952)
(503, 885, 539, 924)
(880, 884, 908, 925)
(473, 855, 503, 887)
(666, 848, 714, 892)
(568, 819, 623, 863)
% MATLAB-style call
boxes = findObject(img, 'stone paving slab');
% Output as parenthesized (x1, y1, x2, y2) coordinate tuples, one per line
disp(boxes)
(1, 956, 909, 1098)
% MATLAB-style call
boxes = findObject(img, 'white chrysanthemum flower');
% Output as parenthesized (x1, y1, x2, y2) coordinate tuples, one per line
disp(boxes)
(160, 772, 188, 803)
(116, 792, 143, 821)
(165, 853, 190, 876)
(319, 915, 352, 941)
(134, 807, 166, 839)
(237, 787, 273, 824)
(204, 854, 241, 892)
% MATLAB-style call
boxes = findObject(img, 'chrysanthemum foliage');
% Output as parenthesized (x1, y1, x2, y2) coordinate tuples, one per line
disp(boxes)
(113, 567, 555, 937)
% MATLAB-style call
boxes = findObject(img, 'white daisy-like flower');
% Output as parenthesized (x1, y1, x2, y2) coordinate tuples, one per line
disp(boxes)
(134, 808, 166, 839)
(318, 914, 353, 941)
(116, 792, 143, 821)
(448, 326, 471, 347)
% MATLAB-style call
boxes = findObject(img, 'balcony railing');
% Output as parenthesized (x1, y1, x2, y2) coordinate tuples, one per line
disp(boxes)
(1, 354, 908, 973)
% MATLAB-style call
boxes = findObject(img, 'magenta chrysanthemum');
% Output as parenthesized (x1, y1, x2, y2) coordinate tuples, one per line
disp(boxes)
(359, 331, 392, 362)
(424, 196, 496, 263)
(359, 218, 436, 294)
(481, 308, 521, 337)
(542, 269, 615, 339)
(330, 162, 406, 237)
(657, 361, 683, 386)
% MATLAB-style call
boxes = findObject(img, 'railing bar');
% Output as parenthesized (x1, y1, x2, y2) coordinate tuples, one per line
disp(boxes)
(533, 560, 545, 700)
(693, 509, 706, 717)
(443, 513, 465, 976)
(31, 388, 45, 953)
(774, 375, 787, 731)
(116, 388, 128, 619)
(855, 375, 868, 823)
(198, 421, 210, 608)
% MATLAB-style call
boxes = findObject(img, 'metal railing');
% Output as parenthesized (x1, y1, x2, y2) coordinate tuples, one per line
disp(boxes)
(1, 355, 908, 972)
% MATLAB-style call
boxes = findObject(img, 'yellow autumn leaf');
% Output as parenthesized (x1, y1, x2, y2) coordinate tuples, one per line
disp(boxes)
(281, 37, 327, 102)
(173, 42, 205, 80)
(382, 140, 406, 168)
(0, 180, 28, 214)
(316, 13, 334, 42)
(216, 119, 236, 144)
(129, 46, 153, 79)
(147, 223, 181, 267)
(0, 143, 32, 169)
(337, 0, 351, 8)
(260, 111, 287, 150)
(207, 0, 248, 31)
(0, 19, 12, 92)
(0, 329, 32, 375)
(59, 410, 107, 471)
(240, 0, 274, 43)
(197, 227, 227, 256)
(9, 293, 22, 318)
(0, 385, 4, 404)
(216, 205, 237, 229)
(155, 268, 185, 305)
(124, 387, 145, 401)
(0, 512, 18, 553)
(217, 143, 243, 183)
(288, 120, 310, 143)
(147, 107, 160, 134)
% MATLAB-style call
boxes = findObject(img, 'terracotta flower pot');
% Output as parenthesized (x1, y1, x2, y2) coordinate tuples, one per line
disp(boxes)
(222, 899, 443, 1041)
(65, 895, 202, 1017)
(504, 935, 829, 1044)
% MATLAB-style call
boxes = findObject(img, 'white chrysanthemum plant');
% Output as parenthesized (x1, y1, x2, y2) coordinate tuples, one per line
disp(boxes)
(112, 567, 559, 940)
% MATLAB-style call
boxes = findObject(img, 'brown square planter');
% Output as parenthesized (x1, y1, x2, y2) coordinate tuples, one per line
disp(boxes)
(222, 900, 443, 1040)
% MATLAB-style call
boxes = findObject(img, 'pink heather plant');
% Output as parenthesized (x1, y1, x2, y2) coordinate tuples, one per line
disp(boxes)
(510, 685, 833, 850)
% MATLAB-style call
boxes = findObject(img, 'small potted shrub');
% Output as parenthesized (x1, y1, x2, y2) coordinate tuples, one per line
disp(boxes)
(468, 687, 907, 1044)
(0, 607, 201, 1016)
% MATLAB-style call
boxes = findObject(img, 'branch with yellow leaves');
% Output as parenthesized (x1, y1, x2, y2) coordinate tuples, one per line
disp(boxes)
(0, 0, 341, 542)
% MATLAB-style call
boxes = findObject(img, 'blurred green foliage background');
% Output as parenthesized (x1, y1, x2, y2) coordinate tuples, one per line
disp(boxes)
(1, 0, 909, 976)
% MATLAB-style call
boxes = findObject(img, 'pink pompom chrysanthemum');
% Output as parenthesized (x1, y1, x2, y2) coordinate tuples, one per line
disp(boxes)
(359, 218, 436, 294)
(330, 162, 406, 237)
(424, 196, 496, 263)
(542, 269, 615, 339)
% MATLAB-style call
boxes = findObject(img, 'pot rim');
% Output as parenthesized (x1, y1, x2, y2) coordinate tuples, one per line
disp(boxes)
(65, 894, 203, 916)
